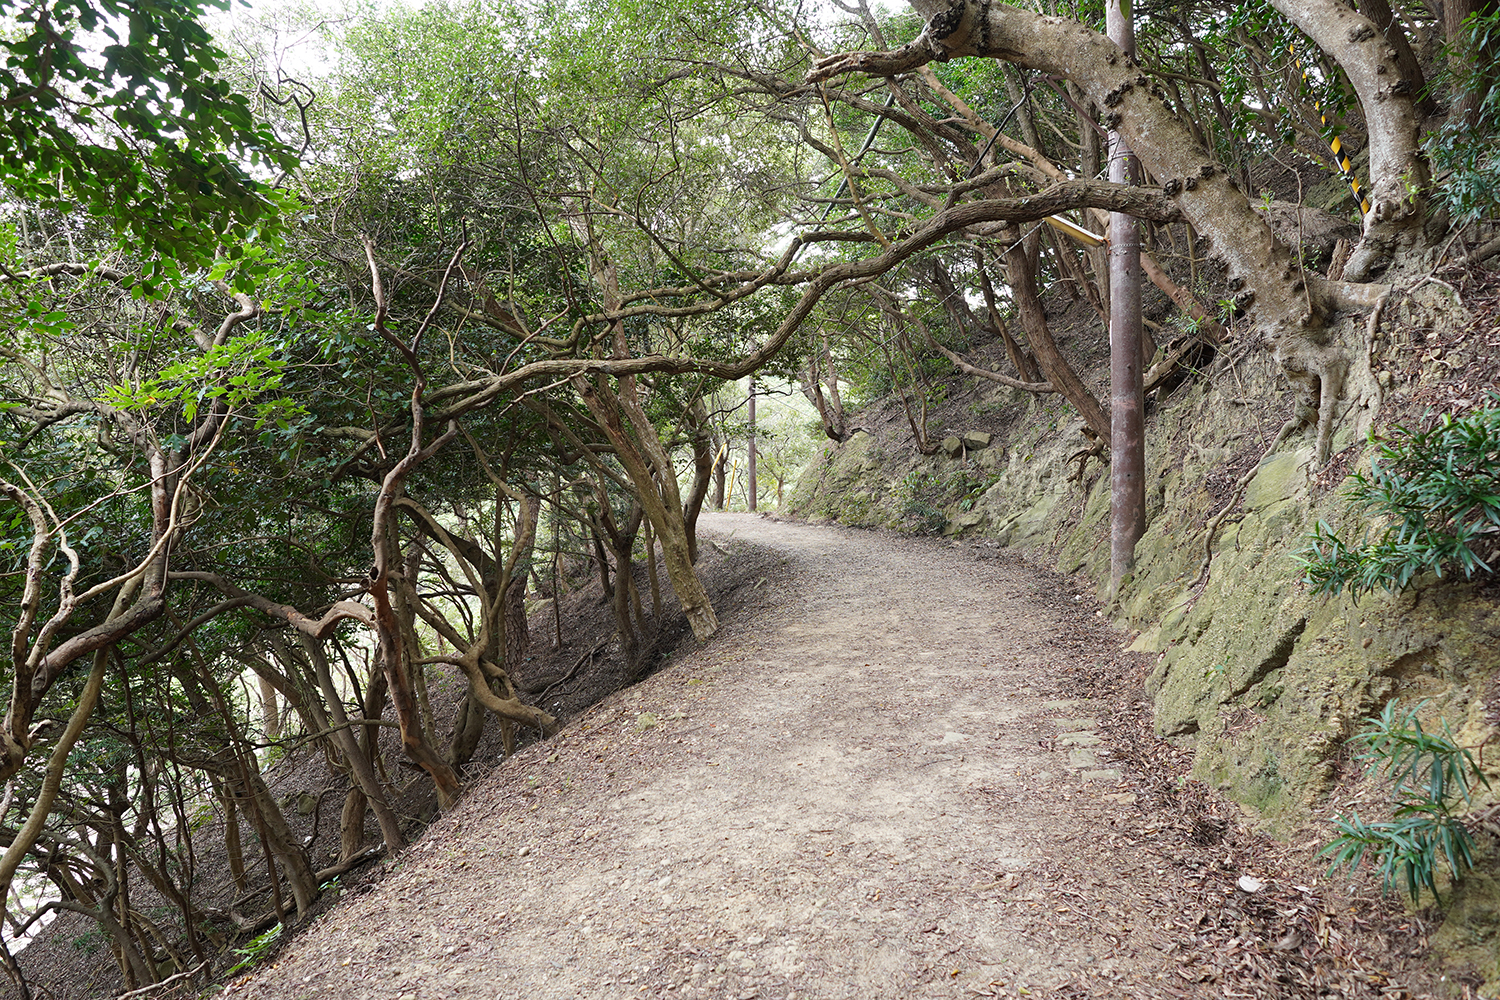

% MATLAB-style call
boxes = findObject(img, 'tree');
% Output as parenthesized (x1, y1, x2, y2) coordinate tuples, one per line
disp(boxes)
(0, 0, 298, 260)
(1107, 0, 1145, 595)
(0, 246, 340, 991)
(809, 0, 1435, 466)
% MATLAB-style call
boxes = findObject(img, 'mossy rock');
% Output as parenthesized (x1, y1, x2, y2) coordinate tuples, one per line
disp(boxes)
(1434, 846, 1500, 994)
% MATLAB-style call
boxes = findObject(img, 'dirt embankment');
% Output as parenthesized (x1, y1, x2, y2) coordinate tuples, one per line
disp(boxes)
(213, 514, 1444, 1000)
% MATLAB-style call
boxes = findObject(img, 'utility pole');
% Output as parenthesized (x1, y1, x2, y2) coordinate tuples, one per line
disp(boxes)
(746, 379, 758, 512)
(1107, 0, 1145, 598)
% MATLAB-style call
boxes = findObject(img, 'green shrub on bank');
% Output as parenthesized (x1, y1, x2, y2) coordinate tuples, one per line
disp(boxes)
(1323, 701, 1488, 904)
(1296, 404, 1500, 597)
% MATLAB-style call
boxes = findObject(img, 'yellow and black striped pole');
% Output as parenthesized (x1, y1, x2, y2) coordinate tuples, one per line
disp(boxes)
(1291, 45, 1371, 216)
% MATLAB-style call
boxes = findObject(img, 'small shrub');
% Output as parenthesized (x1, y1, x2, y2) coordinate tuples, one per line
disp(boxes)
(894, 470, 947, 534)
(71, 928, 105, 956)
(227, 923, 282, 974)
(955, 468, 999, 510)
(901, 500, 948, 535)
(1322, 701, 1488, 905)
(1295, 404, 1500, 597)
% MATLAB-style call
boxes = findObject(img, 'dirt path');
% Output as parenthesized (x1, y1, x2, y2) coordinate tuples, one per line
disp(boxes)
(221, 514, 1431, 1000)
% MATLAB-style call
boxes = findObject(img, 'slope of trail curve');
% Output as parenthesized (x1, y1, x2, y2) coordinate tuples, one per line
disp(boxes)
(225, 513, 1197, 999)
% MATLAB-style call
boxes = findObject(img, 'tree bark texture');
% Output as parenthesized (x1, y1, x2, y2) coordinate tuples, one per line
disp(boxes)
(591, 500, 644, 672)
(712, 441, 727, 510)
(574, 373, 719, 640)
(297, 635, 406, 853)
(1108, 0, 1146, 593)
(747, 384, 758, 512)
(1002, 238, 1110, 441)
(976, 257, 1045, 384)
(1440, 0, 1498, 127)
(682, 399, 716, 563)
(1354, 0, 1434, 118)
(801, 333, 850, 443)
(369, 426, 463, 810)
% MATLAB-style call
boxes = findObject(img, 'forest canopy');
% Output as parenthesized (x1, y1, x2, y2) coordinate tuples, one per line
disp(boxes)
(0, 0, 1495, 991)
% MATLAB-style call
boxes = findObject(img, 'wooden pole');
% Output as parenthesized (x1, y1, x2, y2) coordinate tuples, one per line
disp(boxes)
(1108, 0, 1145, 597)
(746, 381, 758, 512)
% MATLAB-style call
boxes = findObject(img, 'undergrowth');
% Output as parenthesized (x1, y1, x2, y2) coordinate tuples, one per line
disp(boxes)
(1296, 403, 1500, 597)
(1323, 701, 1488, 905)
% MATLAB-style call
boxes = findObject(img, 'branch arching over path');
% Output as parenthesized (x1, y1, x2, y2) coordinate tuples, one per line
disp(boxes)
(416, 180, 1180, 426)
(807, 0, 1421, 464)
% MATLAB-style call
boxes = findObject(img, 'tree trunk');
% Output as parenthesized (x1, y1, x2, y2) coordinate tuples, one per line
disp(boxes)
(590, 527, 613, 599)
(257, 675, 281, 741)
(1355, 0, 1435, 119)
(976, 255, 1044, 384)
(712, 442, 727, 510)
(360, 668, 389, 781)
(448, 687, 489, 769)
(800, 333, 849, 443)
(0, 647, 109, 912)
(682, 399, 715, 562)
(1108, 0, 1146, 595)
(574, 374, 719, 640)
(211, 773, 249, 893)
(395, 546, 439, 744)
(501, 494, 539, 672)
(339, 787, 369, 864)
(176, 655, 322, 919)
(395, 498, 554, 759)
(372, 565, 460, 808)
(494, 500, 539, 757)
(592, 502, 643, 672)
(368, 422, 463, 810)
(1440, 0, 1498, 127)
(1001, 61, 1042, 151)
(297, 635, 405, 854)
(1001, 238, 1110, 441)
(235, 755, 320, 918)
(642, 519, 662, 618)
(1074, 80, 1103, 179)
(1272, 0, 1430, 277)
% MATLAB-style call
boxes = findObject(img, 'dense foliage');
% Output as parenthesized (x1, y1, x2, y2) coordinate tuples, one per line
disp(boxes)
(1427, 9, 1500, 225)
(0, 0, 299, 259)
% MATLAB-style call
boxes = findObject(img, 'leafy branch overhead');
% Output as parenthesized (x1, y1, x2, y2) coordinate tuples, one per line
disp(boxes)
(0, 0, 299, 260)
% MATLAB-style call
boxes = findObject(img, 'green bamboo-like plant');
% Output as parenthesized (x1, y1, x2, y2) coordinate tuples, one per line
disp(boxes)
(226, 923, 283, 974)
(1322, 701, 1489, 904)
(1295, 403, 1500, 598)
